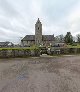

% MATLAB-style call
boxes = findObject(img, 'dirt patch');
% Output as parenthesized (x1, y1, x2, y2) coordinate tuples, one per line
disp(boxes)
(0, 56, 80, 92)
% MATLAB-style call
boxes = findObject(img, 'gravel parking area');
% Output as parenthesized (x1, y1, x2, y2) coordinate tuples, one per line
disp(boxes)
(0, 55, 80, 92)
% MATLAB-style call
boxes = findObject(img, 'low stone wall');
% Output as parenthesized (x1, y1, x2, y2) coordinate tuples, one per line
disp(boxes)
(0, 48, 80, 58)
(49, 48, 80, 55)
(0, 49, 40, 58)
(60, 48, 80, 54)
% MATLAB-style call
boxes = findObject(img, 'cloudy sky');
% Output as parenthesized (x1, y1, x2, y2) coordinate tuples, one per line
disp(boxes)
(0, 0, 80, 43)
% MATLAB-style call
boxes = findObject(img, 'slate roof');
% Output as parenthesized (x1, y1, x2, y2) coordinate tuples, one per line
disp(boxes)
(0, 42, 13, 47)
(21, 35, 35, 41)
(21, 35, 55, 41)
(0, 42, 9, 46)
(42, 35, 54, 41)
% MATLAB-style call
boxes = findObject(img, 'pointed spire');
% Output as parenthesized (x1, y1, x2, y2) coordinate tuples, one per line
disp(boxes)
(38, 18, 39, 21)
(37, 18, 40, 23)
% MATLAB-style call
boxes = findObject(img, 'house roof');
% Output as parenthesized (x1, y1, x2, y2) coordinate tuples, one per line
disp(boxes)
(0, 42, 13, 46)
(0, 42, 11, 46)
(21, 35, 55, 41)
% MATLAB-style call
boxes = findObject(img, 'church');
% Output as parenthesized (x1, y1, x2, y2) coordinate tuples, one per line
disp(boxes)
(21, 18, 55, 46)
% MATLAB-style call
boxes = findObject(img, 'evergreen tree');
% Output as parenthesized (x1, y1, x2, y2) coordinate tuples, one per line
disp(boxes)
(76, 34, 80, 43)
(64, 32, 73, 44)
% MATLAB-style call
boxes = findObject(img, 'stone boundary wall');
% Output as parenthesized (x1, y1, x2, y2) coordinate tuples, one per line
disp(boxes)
(0, 48, 80, 58)
(49, 48, 80, 55)
(60, 48, 80, 54)
(0, 49, 40, 58)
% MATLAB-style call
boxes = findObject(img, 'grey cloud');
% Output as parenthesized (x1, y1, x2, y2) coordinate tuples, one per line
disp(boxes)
(0, 0, 21, 18)
(0, 0, 80, 43)
(42, 0, 78, 23)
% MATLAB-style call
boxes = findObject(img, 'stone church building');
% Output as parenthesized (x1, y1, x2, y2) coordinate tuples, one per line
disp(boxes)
(21, 18, 55, 46)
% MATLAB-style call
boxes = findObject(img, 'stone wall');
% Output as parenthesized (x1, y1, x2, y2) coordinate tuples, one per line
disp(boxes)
(0, 49, 40, 58)
(35, 18, 42, 45)
(49, 48, 80, 55)
(0, 48, 80, 58)
(22, 41, 35, 46)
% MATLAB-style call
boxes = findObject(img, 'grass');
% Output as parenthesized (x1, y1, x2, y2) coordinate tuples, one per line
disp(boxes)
(0, 44, 80, 50)
(67, 44, 80, 48)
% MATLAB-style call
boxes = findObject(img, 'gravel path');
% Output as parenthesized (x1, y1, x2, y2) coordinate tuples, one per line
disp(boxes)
(0, 56, 80, 92)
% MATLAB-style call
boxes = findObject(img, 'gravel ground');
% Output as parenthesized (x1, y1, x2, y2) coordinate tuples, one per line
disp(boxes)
(0, 55, 80, 92)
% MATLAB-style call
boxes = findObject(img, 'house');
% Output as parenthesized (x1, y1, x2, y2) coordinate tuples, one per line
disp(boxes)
(0, 42, 14, 47)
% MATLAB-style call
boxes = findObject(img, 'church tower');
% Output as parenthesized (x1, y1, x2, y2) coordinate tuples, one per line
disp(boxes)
(35, 18, 42, 45)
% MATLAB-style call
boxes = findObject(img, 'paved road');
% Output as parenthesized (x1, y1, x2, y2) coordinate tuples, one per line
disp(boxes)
(0, 56, 80, 92)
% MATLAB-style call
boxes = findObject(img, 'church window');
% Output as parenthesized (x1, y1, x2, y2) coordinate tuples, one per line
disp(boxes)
(38, 27, 39, 30)
(38, 40, 39, 43)
(26, 41, 28, 43)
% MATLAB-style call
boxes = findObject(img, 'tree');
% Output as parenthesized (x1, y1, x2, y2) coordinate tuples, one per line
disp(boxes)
(55, 34, 64, 42)
(64, 32, 73, 44)
(76, 34, 80, 43)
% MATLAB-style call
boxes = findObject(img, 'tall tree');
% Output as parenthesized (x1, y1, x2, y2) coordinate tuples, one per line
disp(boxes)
(64, 32, 73, 44)
(55, 34, 64, 42)
(76, 34, 80, 43)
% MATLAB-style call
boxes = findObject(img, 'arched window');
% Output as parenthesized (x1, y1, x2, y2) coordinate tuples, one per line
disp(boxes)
(38, 27, 39, 30)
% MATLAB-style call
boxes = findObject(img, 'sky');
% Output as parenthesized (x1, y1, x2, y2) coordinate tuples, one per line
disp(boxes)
(0, 0, 80, 43)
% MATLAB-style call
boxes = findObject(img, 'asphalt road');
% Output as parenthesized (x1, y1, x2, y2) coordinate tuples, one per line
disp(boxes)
(0, 55, 80, 92)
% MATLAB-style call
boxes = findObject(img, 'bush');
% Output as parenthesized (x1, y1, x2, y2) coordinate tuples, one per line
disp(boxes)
(72, 43, 77, 46)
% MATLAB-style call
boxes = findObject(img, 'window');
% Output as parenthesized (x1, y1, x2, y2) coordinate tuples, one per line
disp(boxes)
(38, 27, 39, 30)
(38, 40, 39, 43)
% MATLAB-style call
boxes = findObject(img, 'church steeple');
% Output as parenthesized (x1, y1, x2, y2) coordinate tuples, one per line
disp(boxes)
(35, 18, 42, 46)
(37, 18, 40, 22)
(36, 18, 41, 24)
